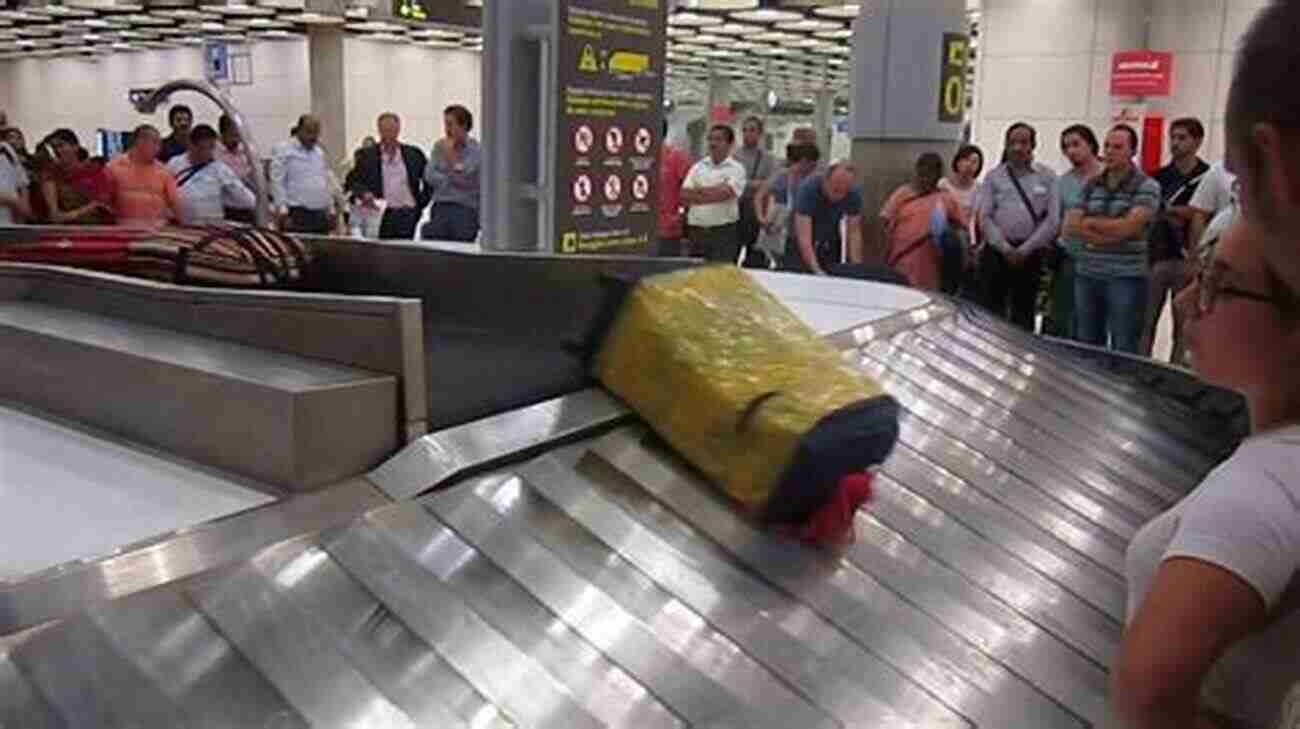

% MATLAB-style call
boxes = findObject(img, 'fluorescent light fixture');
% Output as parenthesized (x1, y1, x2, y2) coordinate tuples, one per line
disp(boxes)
(669, 12, 721, 27)
(812, 3, 861, 19)
(730, 9, 802, 23)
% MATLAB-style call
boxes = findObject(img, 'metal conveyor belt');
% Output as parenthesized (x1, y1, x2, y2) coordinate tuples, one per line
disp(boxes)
(0, 303, 1234, 729)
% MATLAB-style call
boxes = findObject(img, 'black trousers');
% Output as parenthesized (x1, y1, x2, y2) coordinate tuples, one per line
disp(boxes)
(687, 223, 741, 264)
(980, 244, 1044, 331)
(224, 207, 256, 225)
(284, 207, 332, 235)
(379, 207, 421, 240)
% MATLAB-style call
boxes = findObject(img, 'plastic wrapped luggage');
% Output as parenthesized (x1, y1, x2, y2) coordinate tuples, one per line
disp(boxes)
(588, 265, 899, 544)
(0, 225, 313, 287)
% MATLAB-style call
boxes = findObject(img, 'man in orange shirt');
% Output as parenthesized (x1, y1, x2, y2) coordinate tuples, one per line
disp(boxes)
(106, 124, 180, 228)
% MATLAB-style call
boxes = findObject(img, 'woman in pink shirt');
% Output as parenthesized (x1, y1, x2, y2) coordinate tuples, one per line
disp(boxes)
(882, 152, 967, 291)
(105, 124, 180, 228)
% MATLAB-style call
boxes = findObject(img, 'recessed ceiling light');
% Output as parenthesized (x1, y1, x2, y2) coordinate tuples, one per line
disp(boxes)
(750, 45, 791, 56)
(231, 17, 292, 29)
(416, 39, 460, 49)
(779, 37, 823, 48)
(253, 29, 297, 38)
(812, 3, 861, 19)
(669, 12, 721, 27)
(409, 28, 461, 40)
(667, 27, 695, 38)
(775, 19, 843, 32)
(710, 22, 760, 35)
(35, 5, 96, 18)
(729, 9, 802, 23)
(676, 33, 726, 45)
(361, 31, 406, 43)
(283, 12, 345, 25)
(346, 20, 404, 32)
(751, 31, 798, 43)
(151, 8, 221, 20)
(698, 48, 741, 58)
(211, 3, 276, 17)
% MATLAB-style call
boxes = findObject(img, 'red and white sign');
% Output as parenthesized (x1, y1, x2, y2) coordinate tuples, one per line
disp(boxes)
(634, 127, 653, 155)
(573, 174, 592, 203)
(632, 173, 650, 200)
(605, 126, 624, 155)
(604, 174, 622, 201)
(1111, 50, 1174, 97)
(574, 125, 593, 155)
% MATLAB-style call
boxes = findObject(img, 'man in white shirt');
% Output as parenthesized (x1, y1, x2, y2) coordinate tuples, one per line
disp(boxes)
(681, 124, 747, 263)
(1187, 161, 1237, 252)
(270, 114, 337, 234)
(166, 124, 256, 226)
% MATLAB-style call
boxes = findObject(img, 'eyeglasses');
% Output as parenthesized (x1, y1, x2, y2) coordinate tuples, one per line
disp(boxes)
(1191, 254, 1281, 315)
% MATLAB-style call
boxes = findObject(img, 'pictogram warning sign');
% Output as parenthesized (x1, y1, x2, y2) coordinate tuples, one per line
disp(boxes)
(573, 174, 593, 203)
(579, 44, 599, 72)
(634, 127, 653, 155)
(632, 174, 650, 200)
(562, 232, 578, 253)
(604, 174, 622, 202)
(605, 126, 624, 155)
(574, 125, 593, 154)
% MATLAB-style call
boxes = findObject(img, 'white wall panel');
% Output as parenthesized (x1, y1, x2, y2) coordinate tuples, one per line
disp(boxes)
(342, 36, 480, 161)
(0, 40, 307, 162)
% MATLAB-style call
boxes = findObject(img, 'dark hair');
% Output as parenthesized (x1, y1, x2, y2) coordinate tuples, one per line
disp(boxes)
(1061, 124, 1100, 155)
(168, 104, 192, 127)
(914, 152, 944, 195)
(662, 119, 668, 137)
(130, 124, 160, 147)
(1227, 1, 1300, 158)
(219, 114, 235, 134)
(951, 144, 984, 177)
(743, 115, 763, 131)
(786, 142, 820, 164)
(46, 128, 79, 148)
(1170, 117, 1205, 141)
(189, 124, 217, 145)
(444, 104, 473, 133)
(1110, 124, 1140, 154)
(1005, 122, 1037, 148)
(709, 124, 735, 144)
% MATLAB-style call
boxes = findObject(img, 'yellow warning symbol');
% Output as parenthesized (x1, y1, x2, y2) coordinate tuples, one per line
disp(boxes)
(579, 45, 599, 72)
(561, 232, 578, 253)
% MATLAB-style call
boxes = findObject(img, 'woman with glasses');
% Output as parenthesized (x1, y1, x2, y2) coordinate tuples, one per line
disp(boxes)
(1114, 216, 1300, 729)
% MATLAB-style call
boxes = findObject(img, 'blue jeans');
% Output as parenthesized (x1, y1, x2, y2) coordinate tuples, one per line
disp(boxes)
(1074, 273, 1148, 354)
(423, 203, 480, 243)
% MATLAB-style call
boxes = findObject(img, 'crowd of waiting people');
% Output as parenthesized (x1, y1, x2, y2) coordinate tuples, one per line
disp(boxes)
(658, 112, 1237, 362)
(0, 102, 483, 242)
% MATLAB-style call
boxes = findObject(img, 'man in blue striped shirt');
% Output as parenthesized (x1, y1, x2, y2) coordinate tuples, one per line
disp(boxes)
(1063, 124, 1161, 354)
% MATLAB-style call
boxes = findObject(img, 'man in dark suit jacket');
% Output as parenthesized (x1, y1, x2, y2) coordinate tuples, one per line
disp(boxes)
(345, 112, 431, 239)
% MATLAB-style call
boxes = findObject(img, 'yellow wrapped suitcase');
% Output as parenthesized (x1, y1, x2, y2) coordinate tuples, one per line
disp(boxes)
(591, 265, 899, 529)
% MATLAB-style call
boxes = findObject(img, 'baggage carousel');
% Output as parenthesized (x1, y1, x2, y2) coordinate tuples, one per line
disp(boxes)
(0, 236, 1243, 729)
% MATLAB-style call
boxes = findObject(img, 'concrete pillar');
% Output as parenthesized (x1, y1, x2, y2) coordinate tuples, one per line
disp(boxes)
(707, 74, 731, 124)
(307, 28, 347, 172)
(849, 0, 967, 264)
(813, 88, 834, 163)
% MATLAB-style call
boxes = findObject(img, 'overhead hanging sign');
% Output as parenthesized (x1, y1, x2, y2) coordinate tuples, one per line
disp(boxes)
(937, 33, 969, 124)
(553, 0, 667, 255)
(1111, 50, 1174, 97)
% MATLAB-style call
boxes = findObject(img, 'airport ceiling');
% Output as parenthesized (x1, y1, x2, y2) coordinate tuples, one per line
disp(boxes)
(0, 0, 972, 114)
